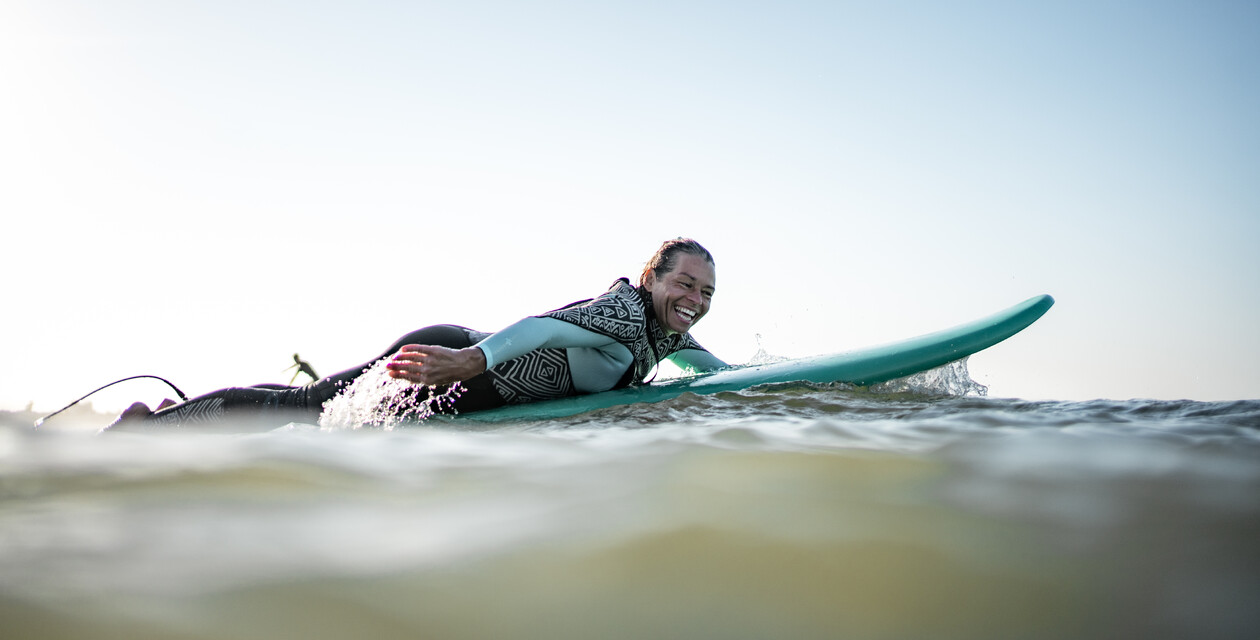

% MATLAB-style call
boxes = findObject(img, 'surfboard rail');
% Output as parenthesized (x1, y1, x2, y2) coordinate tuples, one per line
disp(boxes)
(449, 294, 1055, 423)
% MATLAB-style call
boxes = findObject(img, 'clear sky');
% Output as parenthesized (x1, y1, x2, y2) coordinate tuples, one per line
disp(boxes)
(3, 0, 1258, 413)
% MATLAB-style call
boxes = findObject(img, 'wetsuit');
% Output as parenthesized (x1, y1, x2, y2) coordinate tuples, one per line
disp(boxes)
(138, 279, 724, 428)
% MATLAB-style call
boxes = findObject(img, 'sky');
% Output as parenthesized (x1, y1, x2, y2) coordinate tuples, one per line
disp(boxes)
(2, 0, 1258, 414)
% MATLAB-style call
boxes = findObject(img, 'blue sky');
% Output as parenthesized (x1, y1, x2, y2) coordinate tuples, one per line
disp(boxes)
(3, 0, 1258, 412)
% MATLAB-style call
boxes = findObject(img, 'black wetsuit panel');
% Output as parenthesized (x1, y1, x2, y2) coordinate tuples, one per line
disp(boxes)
(142, 325, 505, 428)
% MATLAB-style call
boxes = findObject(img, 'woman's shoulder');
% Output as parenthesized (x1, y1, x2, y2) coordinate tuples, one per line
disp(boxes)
(539, 278, 647, 341)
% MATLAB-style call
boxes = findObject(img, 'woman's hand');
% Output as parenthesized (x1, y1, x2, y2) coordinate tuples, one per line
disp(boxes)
(385, 345, 487, 386)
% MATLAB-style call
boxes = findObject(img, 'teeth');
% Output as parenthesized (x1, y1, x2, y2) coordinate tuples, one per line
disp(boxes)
(675, 306, 697, 319)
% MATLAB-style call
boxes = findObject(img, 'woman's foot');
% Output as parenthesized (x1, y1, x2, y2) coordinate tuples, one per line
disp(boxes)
(103, 402, 152, 431)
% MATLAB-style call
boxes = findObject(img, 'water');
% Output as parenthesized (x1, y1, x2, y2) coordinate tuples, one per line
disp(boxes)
(3, 370, 1258, 639)
(318, 359, 465, 430)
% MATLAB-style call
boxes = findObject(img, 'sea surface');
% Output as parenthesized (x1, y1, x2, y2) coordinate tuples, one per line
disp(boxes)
(3, 365, 1259, 640)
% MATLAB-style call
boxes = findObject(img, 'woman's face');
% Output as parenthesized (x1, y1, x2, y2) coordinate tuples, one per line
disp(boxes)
(644, 253, 716, 334)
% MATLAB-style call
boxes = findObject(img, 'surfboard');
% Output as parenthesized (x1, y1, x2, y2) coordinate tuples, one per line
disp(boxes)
(452, 294, 1055, 423)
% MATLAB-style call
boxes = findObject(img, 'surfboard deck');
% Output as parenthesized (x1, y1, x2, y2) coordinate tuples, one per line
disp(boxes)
(449, 294, 1054, 423)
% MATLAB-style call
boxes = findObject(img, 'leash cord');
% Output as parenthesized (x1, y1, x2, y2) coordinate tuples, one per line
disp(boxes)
(34, 375, 190, 428)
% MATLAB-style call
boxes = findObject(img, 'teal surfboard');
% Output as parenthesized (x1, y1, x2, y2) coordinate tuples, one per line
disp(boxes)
(454, 294, 1054, 423)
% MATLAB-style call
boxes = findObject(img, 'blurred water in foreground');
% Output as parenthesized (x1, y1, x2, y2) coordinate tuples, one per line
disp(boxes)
(3, 383, 1258, 639)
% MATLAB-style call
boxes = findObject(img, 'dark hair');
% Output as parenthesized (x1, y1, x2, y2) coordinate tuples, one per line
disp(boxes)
(639, 238, 715, 288)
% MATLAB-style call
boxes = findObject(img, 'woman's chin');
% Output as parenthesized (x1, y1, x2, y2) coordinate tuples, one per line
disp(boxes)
(666, 319, 695, 334)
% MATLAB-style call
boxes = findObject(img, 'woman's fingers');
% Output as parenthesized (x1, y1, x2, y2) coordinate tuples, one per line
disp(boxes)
(385, 347, 428, 383)
(385, 345, 466, 385)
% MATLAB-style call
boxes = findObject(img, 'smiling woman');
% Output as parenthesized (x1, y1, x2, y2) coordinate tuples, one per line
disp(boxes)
(641, 239, 716, 334)
(107, 239, 728, 431)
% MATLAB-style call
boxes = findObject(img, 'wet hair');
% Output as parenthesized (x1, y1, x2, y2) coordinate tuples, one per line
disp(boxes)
(639, 238, 715, 288)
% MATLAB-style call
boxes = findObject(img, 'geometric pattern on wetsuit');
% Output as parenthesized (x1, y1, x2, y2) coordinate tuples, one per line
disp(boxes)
(484, 348, 575, 404)
(542, 278, 706, 387)
(145, 397, 225, 426)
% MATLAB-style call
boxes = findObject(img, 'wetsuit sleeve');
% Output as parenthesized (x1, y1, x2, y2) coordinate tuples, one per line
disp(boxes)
(475, 317, 624, 369)
(666, 348, 728, 373)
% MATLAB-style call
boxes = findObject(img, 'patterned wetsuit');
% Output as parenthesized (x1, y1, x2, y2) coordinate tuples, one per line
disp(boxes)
(479, 278, 708, 404)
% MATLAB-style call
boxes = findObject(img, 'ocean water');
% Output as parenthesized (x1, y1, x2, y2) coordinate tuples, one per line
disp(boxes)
(2, 367, 1258, 640)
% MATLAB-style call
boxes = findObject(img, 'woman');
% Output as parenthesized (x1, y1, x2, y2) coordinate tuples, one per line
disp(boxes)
(112, 238, 726, 429)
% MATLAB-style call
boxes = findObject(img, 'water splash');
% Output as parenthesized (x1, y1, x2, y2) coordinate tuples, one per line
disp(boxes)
(870, 358, 988, 397)
(317, 360, 463, 430)
(747, 333, 790, 365)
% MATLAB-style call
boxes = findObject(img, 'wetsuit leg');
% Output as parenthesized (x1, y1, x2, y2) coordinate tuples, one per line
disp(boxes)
(141, 325, 506, 429)
(139, 385, 318, 429)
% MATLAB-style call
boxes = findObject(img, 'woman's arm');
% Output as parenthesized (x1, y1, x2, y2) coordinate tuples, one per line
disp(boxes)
(385, 318, 623, 387)
(665, 348, 728, 373)
(476, 317, 622, 368)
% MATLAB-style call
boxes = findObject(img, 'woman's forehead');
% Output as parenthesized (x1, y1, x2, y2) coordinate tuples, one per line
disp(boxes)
(669, 254, 716, 287)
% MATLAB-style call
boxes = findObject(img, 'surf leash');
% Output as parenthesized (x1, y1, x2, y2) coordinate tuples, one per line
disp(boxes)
(34, 375, 190, 428)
